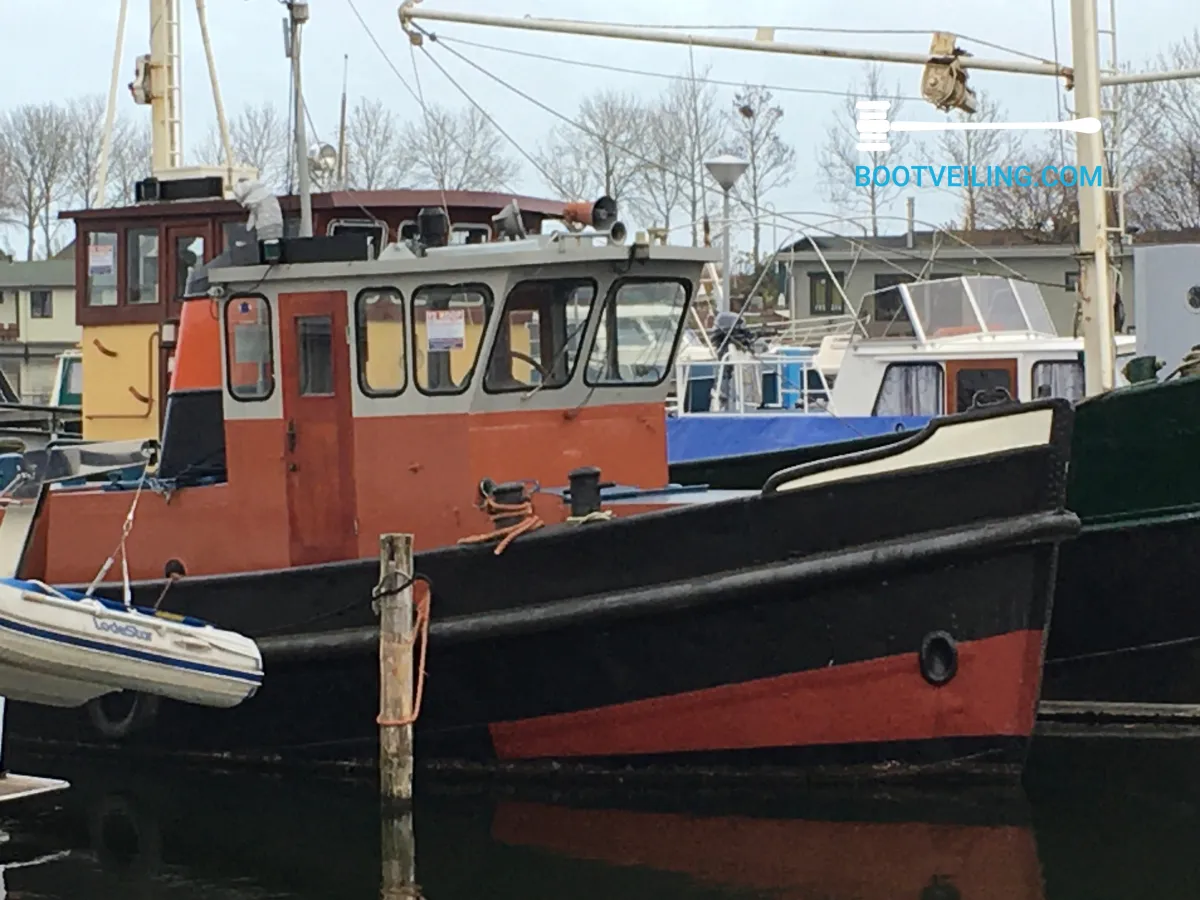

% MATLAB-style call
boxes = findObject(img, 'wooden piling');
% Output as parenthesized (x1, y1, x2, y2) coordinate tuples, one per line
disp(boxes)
(380, 808, 418, 899)
(378, 532, 415, 807)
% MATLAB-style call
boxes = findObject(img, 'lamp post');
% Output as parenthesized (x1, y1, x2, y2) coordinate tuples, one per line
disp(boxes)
(705, 155, 748, 315)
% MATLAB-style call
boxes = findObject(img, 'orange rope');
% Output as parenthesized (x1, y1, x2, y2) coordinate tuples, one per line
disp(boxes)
(376, 589, 431, 728)
(457, 494, 544, 555)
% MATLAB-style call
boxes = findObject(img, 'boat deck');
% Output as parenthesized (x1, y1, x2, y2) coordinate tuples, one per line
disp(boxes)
(0, 772, 69, 803)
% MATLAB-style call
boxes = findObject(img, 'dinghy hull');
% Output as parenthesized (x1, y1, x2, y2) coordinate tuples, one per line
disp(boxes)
(4, 401, 1076, 783)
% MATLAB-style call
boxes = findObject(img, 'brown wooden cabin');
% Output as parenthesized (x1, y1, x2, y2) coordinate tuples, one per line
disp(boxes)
(62, 186, 566, 439)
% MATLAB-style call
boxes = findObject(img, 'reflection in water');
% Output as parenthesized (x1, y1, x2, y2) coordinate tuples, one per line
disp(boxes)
(9, 740, 1200, 899)
(0, 754, 1048, 900)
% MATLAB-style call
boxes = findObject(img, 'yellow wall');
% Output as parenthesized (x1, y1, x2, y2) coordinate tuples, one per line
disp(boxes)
(363, 320, 405, 392)
(81, 323, 161, 442)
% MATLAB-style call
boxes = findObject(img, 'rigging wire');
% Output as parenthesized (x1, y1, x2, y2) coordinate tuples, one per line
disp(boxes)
(412, 44, 571, 196)
(343, 0, 527, 197)
(1049, 0, 1069, 160)
(408, 40, 454, 223)
(431, 34, 929, 103)
(413, 26, 1066, 292)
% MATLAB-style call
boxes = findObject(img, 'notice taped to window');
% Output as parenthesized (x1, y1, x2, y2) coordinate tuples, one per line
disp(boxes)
(88, 243, 114, 276)
(426, 309, 466, 351)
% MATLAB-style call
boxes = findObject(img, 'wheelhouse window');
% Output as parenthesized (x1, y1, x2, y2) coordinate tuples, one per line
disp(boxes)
(174, 235, 205, 299)
(872, 363, 944, 416)
(584, 279, 689, 386)
(296, 316, 334, 396)
(412, 283, 492, 395)
(127, 228, 159, 304)
(1032, 360, 1085, 401)
(356, 288, 406, 396)
(484, 278, 596, 393)
(224, 295, 274, 401)
(85, 231, 118, 307)
(450, 224, 490, 245)
(808, 271, 845, 315)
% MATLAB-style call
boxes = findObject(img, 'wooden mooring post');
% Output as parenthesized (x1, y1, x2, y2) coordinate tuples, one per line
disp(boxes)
(378, 533, 415, 806)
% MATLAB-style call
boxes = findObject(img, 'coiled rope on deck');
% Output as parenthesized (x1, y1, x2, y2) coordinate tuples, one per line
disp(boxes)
(457, 488, 544, 555)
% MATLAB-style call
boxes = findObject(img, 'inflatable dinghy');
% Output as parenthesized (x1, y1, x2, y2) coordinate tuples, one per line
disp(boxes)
(0, 578, 262, 708)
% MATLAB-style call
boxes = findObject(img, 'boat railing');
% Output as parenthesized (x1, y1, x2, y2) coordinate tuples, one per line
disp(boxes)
(760, 314, 860, 349)
(673, 353, 835, 416)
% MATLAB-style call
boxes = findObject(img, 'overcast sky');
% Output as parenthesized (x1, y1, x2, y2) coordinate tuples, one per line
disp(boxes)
(5, 0, 1199, 250)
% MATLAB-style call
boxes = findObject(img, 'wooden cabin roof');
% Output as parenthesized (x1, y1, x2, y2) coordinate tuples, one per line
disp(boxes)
(59, 190, 568, 224)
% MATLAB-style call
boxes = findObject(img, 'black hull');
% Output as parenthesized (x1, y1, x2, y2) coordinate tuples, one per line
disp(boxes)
(5, 402, 1076, 783)
(1040, 511, 1200, 707)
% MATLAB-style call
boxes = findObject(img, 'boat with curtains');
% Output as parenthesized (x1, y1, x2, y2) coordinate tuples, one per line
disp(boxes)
(0, 175, 1078, 783)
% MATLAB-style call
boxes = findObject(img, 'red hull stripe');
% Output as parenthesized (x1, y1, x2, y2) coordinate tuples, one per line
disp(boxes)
(489, 629, 1044, 759)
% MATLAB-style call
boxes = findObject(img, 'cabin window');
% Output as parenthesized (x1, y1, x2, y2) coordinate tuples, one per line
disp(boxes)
(872, 363, 944, 416)
(968, 276, 1028, 331)
(412, 283, 493, 395)
(1032, 360, 1085, 401)
(296, 316, 334, 396)
(356, 288, 407, 396)
(224, 294, 275, 401)
(127, 228, 159, 305)
(85, 231, 118, 307)
(484, 278, 597, 393)
(174, 235, 205, 299)
(808, 271, 845, 315)
(450, 224, 490, 245)
(584, 278, 690, 387)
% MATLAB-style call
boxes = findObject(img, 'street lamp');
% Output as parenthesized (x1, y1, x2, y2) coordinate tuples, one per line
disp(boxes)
(705, 154, 749, 315)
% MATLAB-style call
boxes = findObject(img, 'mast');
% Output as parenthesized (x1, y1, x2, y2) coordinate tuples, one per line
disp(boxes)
(130, 0, 183, 175)
(286, 0, 314, 238)
(398, 1, 1200, 397)
(1070, 0, 1115, 395)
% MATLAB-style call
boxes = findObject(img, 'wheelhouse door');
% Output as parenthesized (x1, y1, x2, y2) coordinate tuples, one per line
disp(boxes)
(946, 359, 1019, 413)
(279, 290, 358, 566)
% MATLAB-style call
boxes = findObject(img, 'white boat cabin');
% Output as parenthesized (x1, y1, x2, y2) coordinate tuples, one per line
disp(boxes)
(831, 276, 1137, 416)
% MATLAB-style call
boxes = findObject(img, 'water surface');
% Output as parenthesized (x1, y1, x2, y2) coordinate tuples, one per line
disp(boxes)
(0, 737, 1197, 899)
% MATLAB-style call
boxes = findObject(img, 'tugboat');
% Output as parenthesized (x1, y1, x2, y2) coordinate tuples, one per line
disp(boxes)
(2, 176, 1077, 784)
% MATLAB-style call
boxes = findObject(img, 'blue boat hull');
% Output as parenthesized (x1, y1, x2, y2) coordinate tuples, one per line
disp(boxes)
(666, 414, 931, 464)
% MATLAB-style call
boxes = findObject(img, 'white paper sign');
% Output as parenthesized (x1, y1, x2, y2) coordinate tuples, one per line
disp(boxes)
(426, 309, 466, 351)
(88, 243, 114, 276)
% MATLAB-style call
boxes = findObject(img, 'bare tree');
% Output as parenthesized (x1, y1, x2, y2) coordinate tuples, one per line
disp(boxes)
(0, 104, 75, 259)
(194, 101, 290, 191)
(975, 138, 1079, 242)
(106, 119, 153, 205)
(663, 65, 730, 245)
(344, 98, 410, 190)
(937, 92, 1017, 230)
(632, 97, 686, 232)
(727, 86, 796, 264)
(534, 90, 646, 204)
(819, 64, 913, 239)
(1124, 31, 1200, 230)
(402, 104, 519, 192)
(64, 94, 109, 209)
